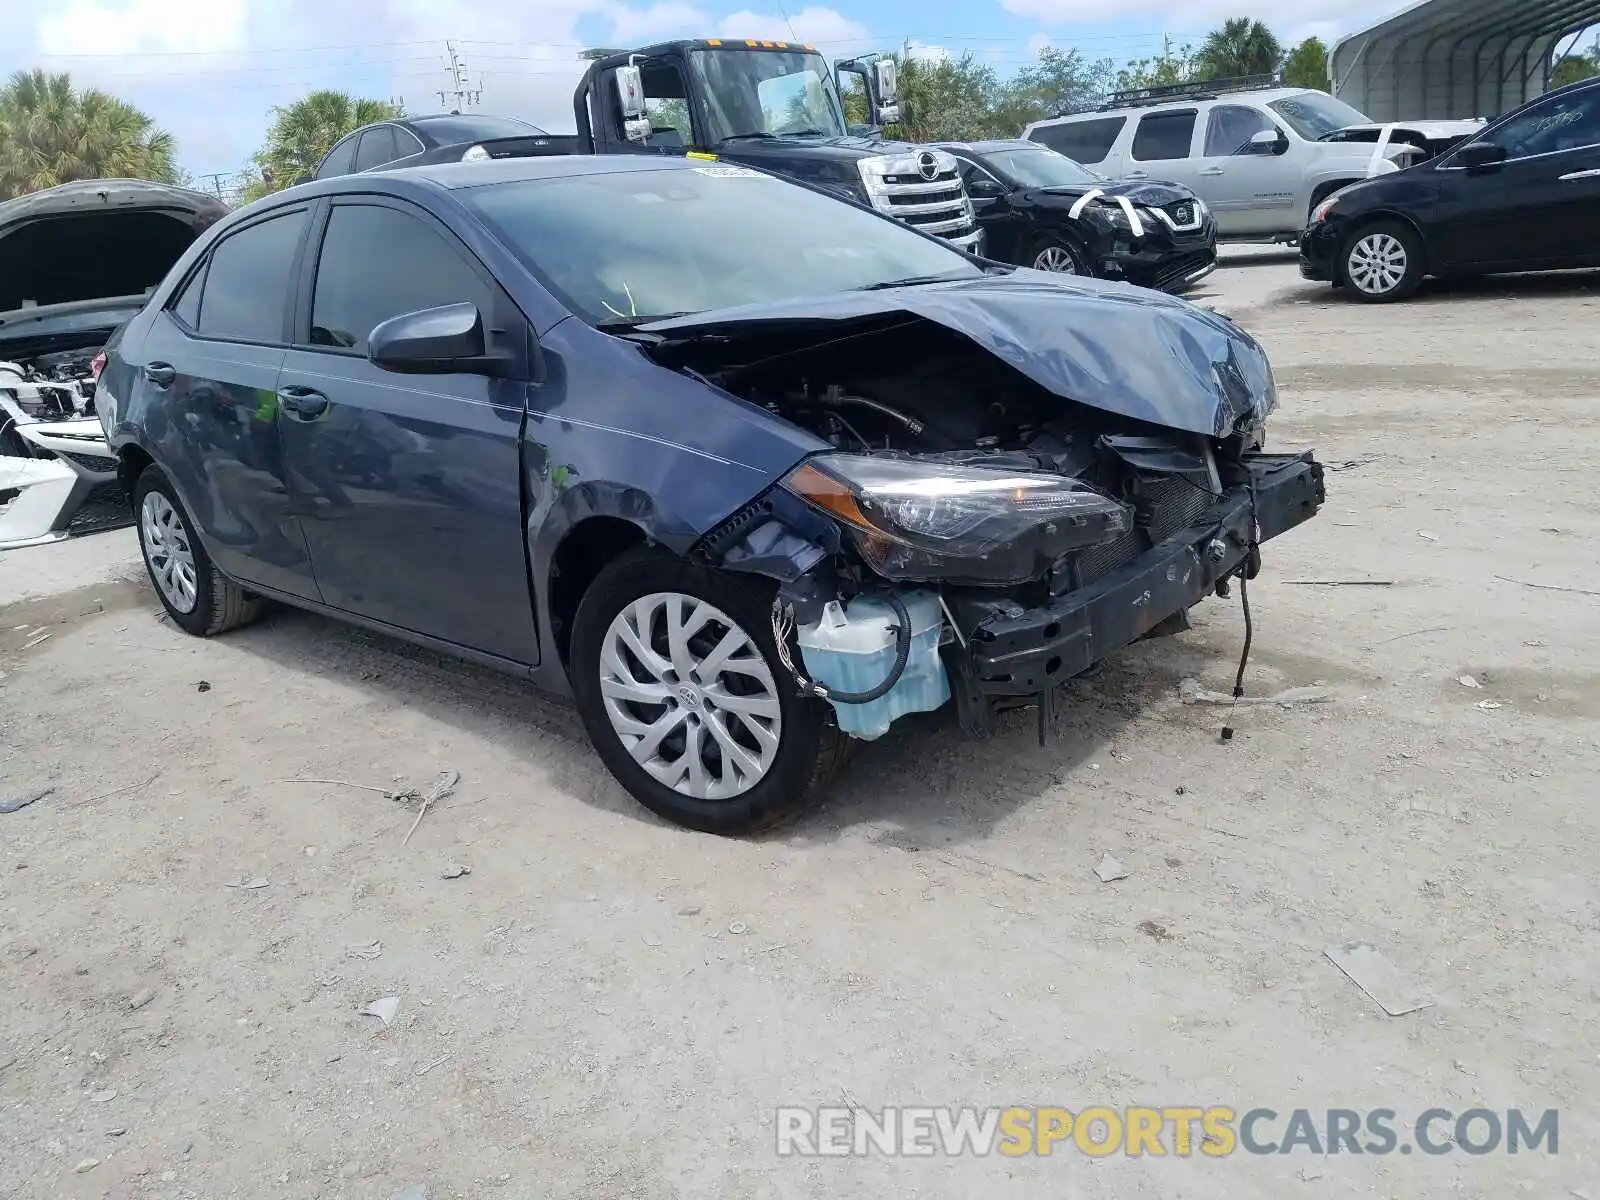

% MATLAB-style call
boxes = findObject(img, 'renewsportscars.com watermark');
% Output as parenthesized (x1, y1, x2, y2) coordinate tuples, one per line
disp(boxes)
(775, 1106, 1558, 1158)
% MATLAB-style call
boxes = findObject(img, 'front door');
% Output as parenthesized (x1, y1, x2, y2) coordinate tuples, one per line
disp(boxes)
(1430, 87, 1600, 272)
(130, 205, 321, 600)
(1195, 104, 1298, 236)
(275, 198, 539, 664)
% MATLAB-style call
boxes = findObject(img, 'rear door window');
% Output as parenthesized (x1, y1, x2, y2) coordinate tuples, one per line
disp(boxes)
(318, 136, 359, 178)
(195, 210, 307, 343)
(169, 263, 206, 328)
(1132, 109, 1197, 161)
(1029, 116, 1126, 164)
(308, 203, 489, 354)
(353, 127, 400, 172)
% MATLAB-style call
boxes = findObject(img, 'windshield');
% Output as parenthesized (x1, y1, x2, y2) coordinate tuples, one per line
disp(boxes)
(1268, 92, 1371, 140)
(688, 49, 848, 143)
(983, 146, 1105, 188)
(463, 165, 981, 325)
(411, 114, 547, 143)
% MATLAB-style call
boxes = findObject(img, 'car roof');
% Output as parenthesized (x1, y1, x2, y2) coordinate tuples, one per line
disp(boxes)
(278, 154, 704, 206)
(1035, 87, 1314, 125)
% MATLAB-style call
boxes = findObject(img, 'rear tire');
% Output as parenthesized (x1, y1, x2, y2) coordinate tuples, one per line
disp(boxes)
(134, 465, 264, 636)
(569, 547, 847, 835)
(1339, 220, 1423, 303)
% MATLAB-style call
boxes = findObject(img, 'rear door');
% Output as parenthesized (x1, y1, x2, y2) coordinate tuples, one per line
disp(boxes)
(352, 126, 401, 173)
(1124, 107, 1200, 191)
(274, 196, 539, 663)
(1430, 86, 1600, 271)
(130, 205, 321, 600)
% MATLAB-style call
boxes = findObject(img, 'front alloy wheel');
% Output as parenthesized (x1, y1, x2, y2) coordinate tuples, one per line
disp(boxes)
(599, 592, 783, 801)
(1033, 243, 1083, 274)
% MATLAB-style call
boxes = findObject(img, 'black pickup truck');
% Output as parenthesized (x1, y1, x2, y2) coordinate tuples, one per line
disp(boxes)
(316, 40, 983, 252)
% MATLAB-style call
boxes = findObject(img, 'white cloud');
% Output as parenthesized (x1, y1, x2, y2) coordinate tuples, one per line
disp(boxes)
(717, 6, 870, 50)
(999, 0, 1403, 44)
(37, 0, 249, 58)
(608, 3, 710, 45)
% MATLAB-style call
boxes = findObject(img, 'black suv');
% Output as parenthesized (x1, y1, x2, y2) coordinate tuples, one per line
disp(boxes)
(1300, 76, 1600, 302)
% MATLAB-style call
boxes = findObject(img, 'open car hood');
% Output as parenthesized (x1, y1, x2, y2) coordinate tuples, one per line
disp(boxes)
(638, 270, 1275, 439)
(0, 178, 229, 325)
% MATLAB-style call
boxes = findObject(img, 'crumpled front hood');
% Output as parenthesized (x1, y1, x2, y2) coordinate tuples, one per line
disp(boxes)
(639, 271, 1275, 439)
(1035, 179, 1195, 206)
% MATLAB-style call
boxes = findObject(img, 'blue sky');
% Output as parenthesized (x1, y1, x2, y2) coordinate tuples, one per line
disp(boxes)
(1, 0, 1416, 179)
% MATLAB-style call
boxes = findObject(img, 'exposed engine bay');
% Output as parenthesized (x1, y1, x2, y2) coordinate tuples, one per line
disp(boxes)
(650, 309, 1325, 745)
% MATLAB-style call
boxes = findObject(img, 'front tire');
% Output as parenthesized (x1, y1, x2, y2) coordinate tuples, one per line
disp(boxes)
(1029, 233, 1091, 276)
(133, 465, 264, 636)
(1340, 220, 1423, 302)
(569, 548, 846, 834)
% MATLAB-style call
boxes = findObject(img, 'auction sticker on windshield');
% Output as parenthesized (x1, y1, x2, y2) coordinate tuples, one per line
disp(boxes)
(693, 166, 765, 178)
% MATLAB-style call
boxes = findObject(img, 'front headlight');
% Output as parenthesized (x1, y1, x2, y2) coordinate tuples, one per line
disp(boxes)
(856, 149, 959, 212)
(783, 454, 1130, 585)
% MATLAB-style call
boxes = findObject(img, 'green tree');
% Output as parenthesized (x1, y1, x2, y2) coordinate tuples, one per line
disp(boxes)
(994, 45, 1116, 125)
(249, 89, 402, 196)
(1192, 18, 1284, 80)
(1551, 37, 1600, 88)
(0, 69, 177, 200)
(1113, 41, 1196, 93)
(1281, 37, 1329, 90)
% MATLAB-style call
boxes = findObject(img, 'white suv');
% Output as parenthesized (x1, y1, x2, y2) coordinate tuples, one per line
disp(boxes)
(1024, 78, 1412, 241)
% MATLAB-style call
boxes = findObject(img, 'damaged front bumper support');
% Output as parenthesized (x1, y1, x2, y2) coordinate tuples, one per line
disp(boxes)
(940, 452, 1324, 734)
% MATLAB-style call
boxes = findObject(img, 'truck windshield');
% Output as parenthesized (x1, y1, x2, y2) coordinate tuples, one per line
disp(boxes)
(462, 165, 982, 325)
(689, 49, 848, 143)
(1268, 93, 1371, 140)
(983, 146, 1105, 188)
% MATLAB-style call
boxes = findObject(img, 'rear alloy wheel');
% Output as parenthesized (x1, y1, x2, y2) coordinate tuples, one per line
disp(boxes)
(570, 548, 846, 834)
(133, 465, 265, 636)
(1341, 221, 1423, 302)
(1031, 236, 1089, 276)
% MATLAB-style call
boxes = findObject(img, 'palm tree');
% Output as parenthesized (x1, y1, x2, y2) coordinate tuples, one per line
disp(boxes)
(1192, 19, 1284, 81)
(0, 69, 177, 200)
(251, 90, 402, 194)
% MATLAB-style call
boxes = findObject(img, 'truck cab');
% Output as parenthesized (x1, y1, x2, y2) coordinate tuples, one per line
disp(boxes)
(573, 40, 982, 252)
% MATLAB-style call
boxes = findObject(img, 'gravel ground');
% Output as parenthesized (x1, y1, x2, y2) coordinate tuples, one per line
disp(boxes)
(2, 250, 1598, 1200)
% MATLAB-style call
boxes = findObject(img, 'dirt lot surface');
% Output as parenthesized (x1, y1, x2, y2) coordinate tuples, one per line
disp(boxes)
(3, 251, 1599, 1200)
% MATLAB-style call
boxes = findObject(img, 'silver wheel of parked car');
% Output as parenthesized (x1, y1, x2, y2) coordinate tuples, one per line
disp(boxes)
(140, 490, 198, 613)
(598, 591, 783, 801)
(1033, 244, 1081, 274)
(1346, 232, 1409, 296)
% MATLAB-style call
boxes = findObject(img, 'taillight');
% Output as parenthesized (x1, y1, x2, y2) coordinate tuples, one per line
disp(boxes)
(91, 352, 107, 381)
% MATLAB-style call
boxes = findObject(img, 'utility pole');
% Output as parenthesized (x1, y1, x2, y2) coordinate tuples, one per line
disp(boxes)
(200, 172, 229, 197)
(437, 41, 482, 114)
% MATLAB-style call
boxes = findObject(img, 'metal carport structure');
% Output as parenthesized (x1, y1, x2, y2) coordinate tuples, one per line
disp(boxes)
(1330, 0, 1600, 121)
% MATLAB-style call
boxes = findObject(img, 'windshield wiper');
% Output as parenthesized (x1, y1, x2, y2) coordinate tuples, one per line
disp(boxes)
(855, 270, 981, 292)
(719, 132, 778, 142)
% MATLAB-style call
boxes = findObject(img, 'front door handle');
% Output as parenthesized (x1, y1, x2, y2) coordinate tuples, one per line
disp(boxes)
(277, 386, 329, 420)
(1559, 168, 1600, 181)
(143, 362, 175, 387)
(1199, 166, 1225, 176)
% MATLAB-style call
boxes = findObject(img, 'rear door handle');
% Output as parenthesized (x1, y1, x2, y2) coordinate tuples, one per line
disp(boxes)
(1199, 167, 1225, 176)
(1559, 168, 1600, 181)
(143, 362, 175, 387)
(277, 386, 329, 420)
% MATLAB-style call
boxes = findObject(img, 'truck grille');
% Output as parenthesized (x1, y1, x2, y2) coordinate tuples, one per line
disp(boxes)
(874, 167, 980, 249)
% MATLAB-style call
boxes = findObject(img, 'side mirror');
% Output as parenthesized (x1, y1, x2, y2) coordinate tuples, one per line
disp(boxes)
(873, 58, 897, 106)
(1454, 141, 1506, 170)
(614, 65, 651, 143)
(368, 302, 500, 375)
(1249, 129, 1287, 155)
(967, 176, 1007, 198)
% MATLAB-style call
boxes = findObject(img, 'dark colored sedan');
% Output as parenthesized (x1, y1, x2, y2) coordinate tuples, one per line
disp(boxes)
(935, 139, 1218, 292)
(96, 156, 1324, 834)
(314, 113, 580, 179)
(1301, 76, 1600, 302)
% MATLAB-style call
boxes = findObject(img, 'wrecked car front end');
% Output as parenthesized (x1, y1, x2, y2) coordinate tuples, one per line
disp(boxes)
(645, 273, 1326, 741)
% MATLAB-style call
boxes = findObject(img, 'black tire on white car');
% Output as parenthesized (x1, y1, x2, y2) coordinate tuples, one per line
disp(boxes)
(569, 546, 848, 835)
(133, 465, 265, 636)
(1339, 220, 1424, 303)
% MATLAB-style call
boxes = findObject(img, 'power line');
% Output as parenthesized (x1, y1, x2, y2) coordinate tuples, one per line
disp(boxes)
(436, 41, 483, 113)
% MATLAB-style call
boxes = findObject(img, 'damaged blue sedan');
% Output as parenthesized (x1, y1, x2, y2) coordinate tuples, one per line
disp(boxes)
(96, 155, 1325, 834)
